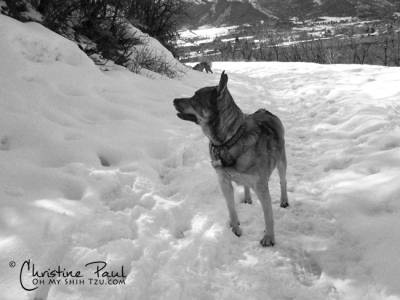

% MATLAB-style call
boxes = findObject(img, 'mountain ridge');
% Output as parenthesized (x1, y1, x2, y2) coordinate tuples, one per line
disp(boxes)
(187, 0, 395, 27)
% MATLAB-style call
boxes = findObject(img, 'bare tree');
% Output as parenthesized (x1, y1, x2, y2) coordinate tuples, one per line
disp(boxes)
(375, 37, 390, 66)
(127, 0, 189, 55)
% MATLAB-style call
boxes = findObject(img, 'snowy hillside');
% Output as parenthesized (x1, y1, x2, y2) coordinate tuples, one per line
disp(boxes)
(1, 14, 400, 300)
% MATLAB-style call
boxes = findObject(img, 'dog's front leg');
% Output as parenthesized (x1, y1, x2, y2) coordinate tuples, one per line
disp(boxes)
(254, 184, 275, 246)
(218, 176, 242, 237)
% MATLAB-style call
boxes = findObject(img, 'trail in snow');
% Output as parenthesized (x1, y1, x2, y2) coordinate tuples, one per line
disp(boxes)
(87, 69, 334, 300)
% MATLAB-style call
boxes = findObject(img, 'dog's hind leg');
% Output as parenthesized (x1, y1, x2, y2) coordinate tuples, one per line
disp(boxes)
(277, 148, 289, 208)
(243, 186, 252, 204)
(254, 183, 275, 246)
(219, 177, 242, 237)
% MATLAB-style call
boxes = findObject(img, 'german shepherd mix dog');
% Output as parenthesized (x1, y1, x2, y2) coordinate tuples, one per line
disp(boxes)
(193, 61, 213, 73)
(173, 72, 289, 247)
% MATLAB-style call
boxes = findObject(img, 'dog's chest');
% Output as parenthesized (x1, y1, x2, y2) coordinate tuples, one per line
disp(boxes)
(217, 167, 253, 186)
(215, 152, 257, 185)
(226, 170, 247, 185)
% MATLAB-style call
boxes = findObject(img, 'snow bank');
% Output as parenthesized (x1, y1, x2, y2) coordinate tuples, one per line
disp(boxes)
(124, 24, 187, 79)
(1, 14, 400, 300)
(0, 15, 199, 299)
(128, 24, 175, 63)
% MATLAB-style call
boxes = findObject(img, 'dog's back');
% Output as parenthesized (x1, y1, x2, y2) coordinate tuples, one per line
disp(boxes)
(251, 109, 284, 147)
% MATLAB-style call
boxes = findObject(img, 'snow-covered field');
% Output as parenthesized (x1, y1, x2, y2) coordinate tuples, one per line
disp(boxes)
(180, 26, 238, 40)
(317, 17, 355, 23)
(1, 14, 400, 300)
(178, 26, 239, 49)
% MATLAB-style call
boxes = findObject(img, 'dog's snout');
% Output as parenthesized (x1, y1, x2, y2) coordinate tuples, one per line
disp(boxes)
(174, 98, 190, 112)
(174, 98, 184, 107)
(173, 98, 182, 110)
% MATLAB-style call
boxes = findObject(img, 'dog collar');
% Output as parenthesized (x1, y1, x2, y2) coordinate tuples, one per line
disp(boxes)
(210, 122, 247, 167)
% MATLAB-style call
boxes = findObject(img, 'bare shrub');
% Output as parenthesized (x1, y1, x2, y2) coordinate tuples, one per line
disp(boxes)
(4, 0, 189, 78)
(4, 0, 33, 21)
(126, 0, 189, 56)
(374, 31, 400, 66)
(127, 46, 187, 79)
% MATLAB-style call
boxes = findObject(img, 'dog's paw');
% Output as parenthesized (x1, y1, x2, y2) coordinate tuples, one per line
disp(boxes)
(280, 201, 289, 208)
(243, 197, 252, 204)
(230, 225, 242, 237)
(260, 234, 275, 247)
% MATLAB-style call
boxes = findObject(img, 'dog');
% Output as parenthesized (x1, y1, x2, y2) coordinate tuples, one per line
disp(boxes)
(193, 61, 213, 73)
(173, 71, 289, 247)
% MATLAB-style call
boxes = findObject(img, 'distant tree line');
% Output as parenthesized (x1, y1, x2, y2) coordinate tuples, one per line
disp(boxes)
(183, 18, 400, 67)
(3, 0, 190, 77)
(187, 31, 400, 67)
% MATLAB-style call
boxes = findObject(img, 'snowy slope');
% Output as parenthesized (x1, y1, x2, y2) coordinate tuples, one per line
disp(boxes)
(1, 14, 400, 300)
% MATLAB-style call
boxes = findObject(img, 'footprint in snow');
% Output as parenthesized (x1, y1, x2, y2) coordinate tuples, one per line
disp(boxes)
(1, 136, 10, 151)
(4, 185, 25, 197)
(283, 248, 322, 287)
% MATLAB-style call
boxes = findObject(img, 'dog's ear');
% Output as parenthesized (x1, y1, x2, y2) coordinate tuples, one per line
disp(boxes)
(216, 71, 228, 96)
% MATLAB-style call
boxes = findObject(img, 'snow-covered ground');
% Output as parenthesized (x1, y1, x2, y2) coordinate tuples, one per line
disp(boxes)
(317, 17, 355, 23)
(178, 26, 239, 49)
(180, 26, 238, 40)
(1, 14, 400, 300)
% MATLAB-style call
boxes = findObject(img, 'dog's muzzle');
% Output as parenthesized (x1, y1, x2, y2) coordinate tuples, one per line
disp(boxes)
(173, 98, 198, 124)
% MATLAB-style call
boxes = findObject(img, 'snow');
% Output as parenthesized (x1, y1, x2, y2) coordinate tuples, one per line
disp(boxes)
(21, 3, 44, 22)
(1, 14, 400, 300)
(221, 36, 254, 43)
(318, 17, 354, 22)
(129, 24, 175, 63)
(180, 26, 238, 40)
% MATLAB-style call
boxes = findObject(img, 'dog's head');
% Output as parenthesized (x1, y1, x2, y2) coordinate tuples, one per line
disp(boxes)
(204, 61, 213, 73)
(173, 71, 228, 125)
